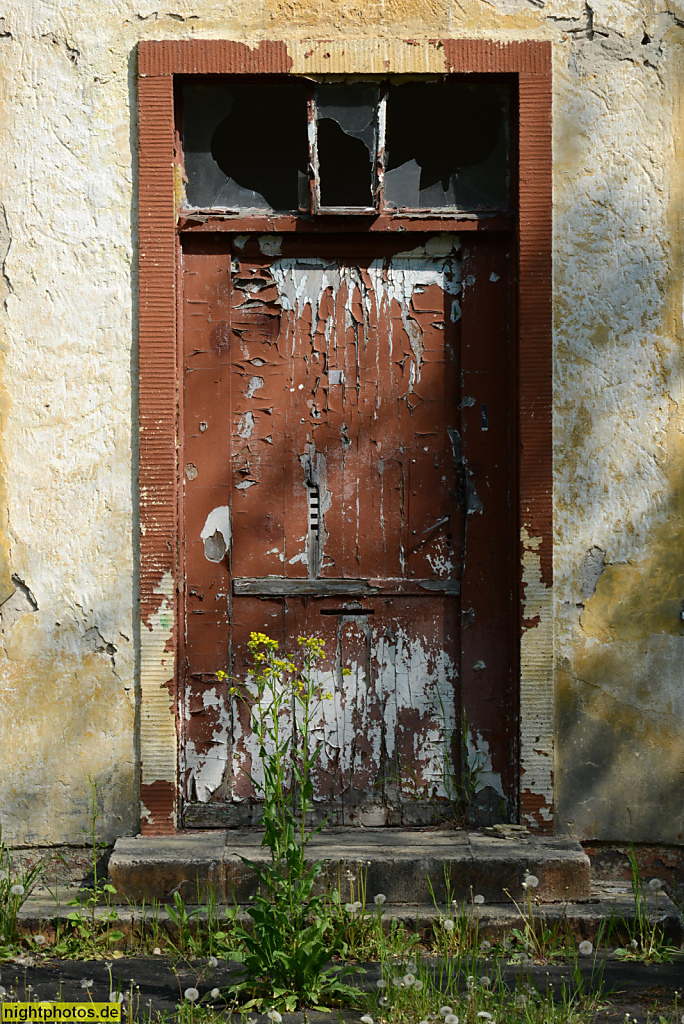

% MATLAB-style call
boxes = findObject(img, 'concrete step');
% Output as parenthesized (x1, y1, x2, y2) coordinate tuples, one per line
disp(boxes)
(17, 884, 683, 947)
(107, 828, 592, 905)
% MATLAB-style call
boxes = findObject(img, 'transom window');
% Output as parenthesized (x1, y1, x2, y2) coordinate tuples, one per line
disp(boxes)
(180, 77, 510, 215)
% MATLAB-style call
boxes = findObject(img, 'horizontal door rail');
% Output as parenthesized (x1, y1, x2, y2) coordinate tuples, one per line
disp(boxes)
(232, 577, 461, 597)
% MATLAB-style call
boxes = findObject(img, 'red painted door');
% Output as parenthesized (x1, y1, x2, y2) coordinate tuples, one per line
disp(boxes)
(180, 232, 516, 827)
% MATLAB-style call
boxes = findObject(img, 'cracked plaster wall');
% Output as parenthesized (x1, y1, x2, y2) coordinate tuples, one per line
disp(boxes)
(0, 0, 681, 846)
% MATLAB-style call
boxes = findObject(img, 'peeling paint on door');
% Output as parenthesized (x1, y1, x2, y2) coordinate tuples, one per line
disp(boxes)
(180, 233, 515, 826)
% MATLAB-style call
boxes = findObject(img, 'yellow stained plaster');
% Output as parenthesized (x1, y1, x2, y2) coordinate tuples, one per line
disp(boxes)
(0, 627, 136, 846)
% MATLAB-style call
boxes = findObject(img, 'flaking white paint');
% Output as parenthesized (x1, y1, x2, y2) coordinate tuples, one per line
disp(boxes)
(520, 528, 554, 826)
(140, 572, 176, 788)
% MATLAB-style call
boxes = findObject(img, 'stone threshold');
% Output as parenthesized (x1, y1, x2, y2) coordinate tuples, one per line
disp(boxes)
(107, 828, 593, 904)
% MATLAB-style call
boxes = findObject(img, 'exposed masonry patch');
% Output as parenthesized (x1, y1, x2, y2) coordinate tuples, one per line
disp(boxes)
(561, 7, 684, 76)
(82, 625, 117, 670)
(580, 546, 606, 600)
(40, 32, 80, 65)
(0, 575, 37, 632)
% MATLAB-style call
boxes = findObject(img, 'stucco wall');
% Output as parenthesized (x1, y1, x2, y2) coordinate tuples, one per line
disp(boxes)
(0, 0, 681, 849)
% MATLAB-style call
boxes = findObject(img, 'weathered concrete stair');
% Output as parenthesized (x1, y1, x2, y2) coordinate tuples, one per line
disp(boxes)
(108, 828, 592, 905)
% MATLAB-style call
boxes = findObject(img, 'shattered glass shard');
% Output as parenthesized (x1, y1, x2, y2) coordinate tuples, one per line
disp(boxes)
(384, 81, 509, 211)
(183, 83, 308, 211)
(315, 82, 379, 209)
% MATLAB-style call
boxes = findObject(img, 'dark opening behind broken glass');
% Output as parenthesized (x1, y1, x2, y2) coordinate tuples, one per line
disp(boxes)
(315, 83, 379, 209)
(384, 81, 509, 210)
(182, 83, 309, 210)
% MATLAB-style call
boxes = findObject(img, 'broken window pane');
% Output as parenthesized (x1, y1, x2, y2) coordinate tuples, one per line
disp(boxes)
(314, 83, 380, 209)
(182, 83, 309, 211)
(383, 81, 509, 210)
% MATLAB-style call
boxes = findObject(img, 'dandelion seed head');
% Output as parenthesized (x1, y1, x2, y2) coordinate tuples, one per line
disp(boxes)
(379, 997, 389, 1006)
(442, 918, 455, 932)
(466, 976, 475, 989)
(360, 1015, 374, 1024)
(648, 878, 663, 891)
(10, 884, 24, 896)
(109, 993, 124, 1004)
(578, 940, 593, 956)
(413, 980, 424, 992)
(444, 1015, 459, 1024)
(208, 955, 218, 968)
(266, 1010, 282, 1023)
(210, 988, 220, 1000)
(184, 988, 199, 1003)
(480, 940, 491, 951)
(33, 935, 45, 946)
(345, 902, 358, 915)
(479, 976, 491, 989)
(403, 974, 416, 987)
(80, 980, 94, 989)
(376, 980, 387, 990)
(629, 939, 639, 949)
(374, 894, 387, 905)
(0, 987, 6, 999)
(439, 1006, 453, 1017)
(522, 875, 539, 890)
(473, 894, 485, 904)
(153, 947, 162, 955)
(477, 1014, 493, 1020)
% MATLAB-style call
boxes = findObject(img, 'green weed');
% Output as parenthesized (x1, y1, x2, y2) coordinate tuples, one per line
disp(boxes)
(216, 632, 361, 1012)
(325, 862, 419, 963)
(612, 848, 680, 963)
(0, 826, 44, 957)
(366, 945, 607, 1024)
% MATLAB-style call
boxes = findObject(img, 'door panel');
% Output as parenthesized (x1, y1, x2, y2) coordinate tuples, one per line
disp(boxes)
(180, 233, 515, 826)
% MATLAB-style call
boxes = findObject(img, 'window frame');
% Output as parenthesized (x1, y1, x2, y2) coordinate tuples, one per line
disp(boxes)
(176, 73, 514, 219)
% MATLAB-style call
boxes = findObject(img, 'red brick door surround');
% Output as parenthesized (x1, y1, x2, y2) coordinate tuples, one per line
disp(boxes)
(136, 38, 552, 835)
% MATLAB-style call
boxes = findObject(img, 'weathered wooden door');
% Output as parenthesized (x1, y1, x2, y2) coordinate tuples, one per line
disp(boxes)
(180, 232, 516, 827)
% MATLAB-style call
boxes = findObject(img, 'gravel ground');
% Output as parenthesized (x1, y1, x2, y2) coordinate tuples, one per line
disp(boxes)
(0, 955, 681, 1023)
